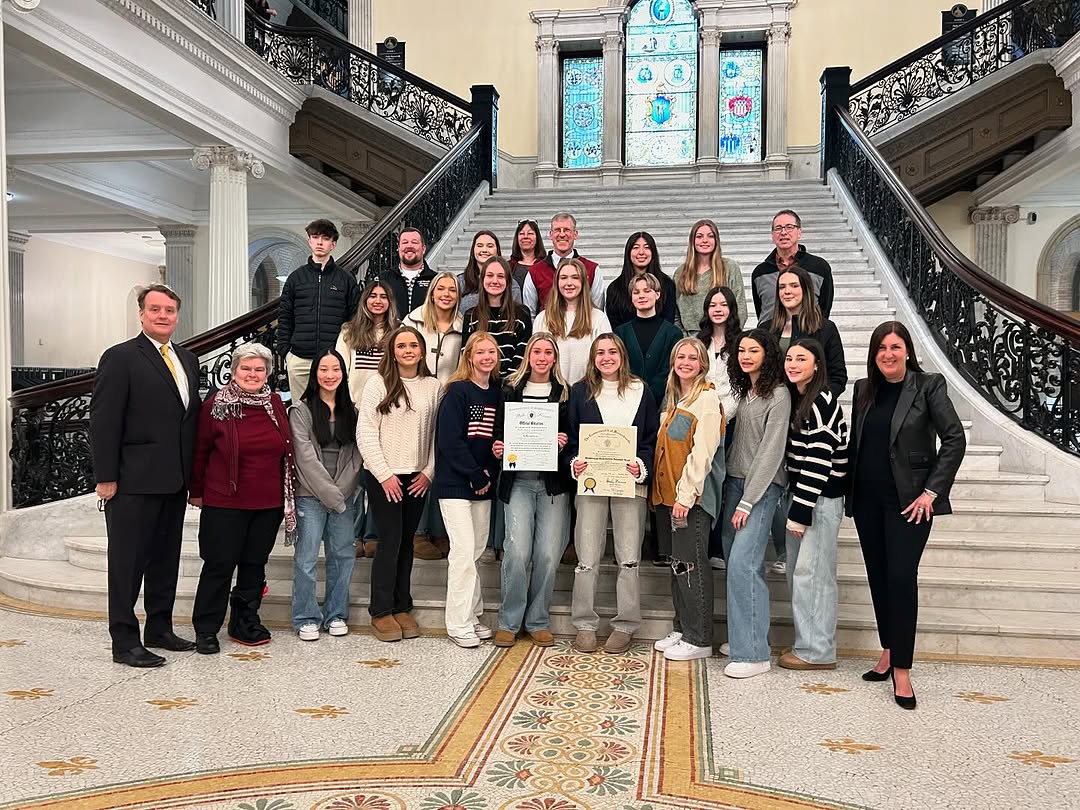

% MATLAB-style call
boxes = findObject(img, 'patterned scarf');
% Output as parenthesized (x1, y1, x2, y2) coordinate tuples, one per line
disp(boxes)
(211, 380, 298, 544)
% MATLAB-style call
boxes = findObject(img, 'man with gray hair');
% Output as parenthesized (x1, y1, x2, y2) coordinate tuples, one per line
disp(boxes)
(90, 284, 202, 667)
(522, 212, 607, 315)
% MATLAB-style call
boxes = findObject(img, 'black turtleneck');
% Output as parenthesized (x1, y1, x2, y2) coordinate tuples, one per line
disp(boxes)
(631, 312, 663, 358)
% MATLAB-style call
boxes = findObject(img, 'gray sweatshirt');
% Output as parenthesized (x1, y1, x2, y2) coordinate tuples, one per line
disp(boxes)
(289, 401, 363, 512)
(727, 385, 791, 513)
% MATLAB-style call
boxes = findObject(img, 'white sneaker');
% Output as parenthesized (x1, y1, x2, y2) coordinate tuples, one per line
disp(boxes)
(450, 632, 481, 648)
(771, 560, 787, 574)
(709, 557, 726, 570)
(473, 623, 494, 640)
(724, 660, 771, 679)
(719, 642, 730, 656)
(297, 623, 320, 641)
(653, 631, 683, 652)
(664, 640, 713, 661)
(327, 619, 348, 637)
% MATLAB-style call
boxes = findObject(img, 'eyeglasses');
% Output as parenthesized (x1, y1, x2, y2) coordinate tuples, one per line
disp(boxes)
(771, 224, 800, 234)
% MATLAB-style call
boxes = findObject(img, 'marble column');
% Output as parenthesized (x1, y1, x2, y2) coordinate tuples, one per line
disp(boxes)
(218, 0, 245, 40)
(8, 231, 27, 366)
(348, 0, 372, 51)
(600, 30, 625, 186)
(697, 24, 722, 183)
(192, 147, 264, 327)
(534, 35, 560, 188)
(342, 220, 371, 250)
(159, 226, 198, 341)
(970, 206, 1020, 283)
(765, 21, 792, 179)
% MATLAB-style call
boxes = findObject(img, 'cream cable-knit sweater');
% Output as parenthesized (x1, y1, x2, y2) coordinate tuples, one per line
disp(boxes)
(357, 374, 442, 483)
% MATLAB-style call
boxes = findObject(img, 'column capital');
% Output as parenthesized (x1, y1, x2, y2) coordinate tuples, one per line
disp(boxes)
(767, 22, 792, 44)
(602, 31, 624, 52)
(699, 26, 722, 48)
(192, 146, 265, 179)
(7, 232, 30, 253)
(159, 225, 198, 244)
(3, 0, 41, 12)
(535, 36, 559, 56)
(341, 221, 372, 241)
(970, 205, 1021, 225)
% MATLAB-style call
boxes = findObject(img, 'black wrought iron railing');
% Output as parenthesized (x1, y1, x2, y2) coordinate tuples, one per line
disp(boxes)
(244, 7, 473, 150)
(188, 0, 216, 19)
(825, 108, 1080, 456)
(8, 122, 491, 508)
(849, 0, 1080, 137)
(298, 0, 347, 36)
(12, 367, 95, 392)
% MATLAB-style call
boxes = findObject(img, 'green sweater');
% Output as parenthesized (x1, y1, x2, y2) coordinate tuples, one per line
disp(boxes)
(675, 257, 748, 334)
(615, 317, 684, 407)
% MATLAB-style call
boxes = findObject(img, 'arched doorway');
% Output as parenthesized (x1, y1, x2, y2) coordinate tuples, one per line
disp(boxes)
(248, 231, 308, 306)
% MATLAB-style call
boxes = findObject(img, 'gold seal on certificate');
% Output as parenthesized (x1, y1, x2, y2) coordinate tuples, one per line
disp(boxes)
(503, 402, 559, 471)
(577, 424, 637, 498)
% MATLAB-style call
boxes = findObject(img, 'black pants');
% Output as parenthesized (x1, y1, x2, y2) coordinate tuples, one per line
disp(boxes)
(104, 490, 187, 652)
(365, 472, 425, 618)
(191, 506, 283, 634)
(853, 483, 932, 669)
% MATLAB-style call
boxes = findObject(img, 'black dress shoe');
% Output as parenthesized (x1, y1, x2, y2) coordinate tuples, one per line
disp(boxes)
(892, 671, 917, 710)
(144, 631, 196, 652)
(861, 666, 893, 682)
(195, 633, 220, 655)
(112, 646, 166, 668)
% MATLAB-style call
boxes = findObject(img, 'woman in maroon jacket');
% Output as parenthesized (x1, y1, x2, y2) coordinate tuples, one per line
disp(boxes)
(188, 342, 295, 654)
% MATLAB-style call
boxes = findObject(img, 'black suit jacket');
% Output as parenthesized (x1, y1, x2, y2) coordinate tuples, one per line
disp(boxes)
(90, 333, 202, 495)
(847, 371, 966, 516)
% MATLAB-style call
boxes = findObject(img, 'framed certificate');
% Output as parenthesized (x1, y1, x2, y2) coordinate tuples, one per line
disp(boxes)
(503, 402, 559, 471)
(577, 424, 637, 498)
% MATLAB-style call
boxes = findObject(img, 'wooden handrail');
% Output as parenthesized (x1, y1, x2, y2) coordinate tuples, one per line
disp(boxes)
(834, 107, 1080, 342)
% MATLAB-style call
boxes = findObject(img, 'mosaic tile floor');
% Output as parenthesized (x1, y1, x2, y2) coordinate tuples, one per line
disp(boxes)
(1, 605, 1077, 809)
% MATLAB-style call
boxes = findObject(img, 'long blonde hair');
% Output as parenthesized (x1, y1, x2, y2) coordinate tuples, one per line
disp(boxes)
(662, 337, 711, 411)
(543, 258, 594, 339)
(506, 332, 570, 401)
(418, 272, 460, 333)
(447, 331, 501, 387)
(675, 219, 727, 295)
(583, 333, 640, 400)
(341, 280, 400, 351)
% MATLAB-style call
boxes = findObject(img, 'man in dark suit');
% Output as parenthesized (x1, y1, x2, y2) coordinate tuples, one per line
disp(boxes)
(90, 284, 202, 667)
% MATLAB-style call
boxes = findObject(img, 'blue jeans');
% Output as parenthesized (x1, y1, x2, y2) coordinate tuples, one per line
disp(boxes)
(787, 496, 843, 664)
(721, 478, 783, 663)
(415, 492, 447, 539)
(292, 495, 358, 630)
(499, 479, 570, 632)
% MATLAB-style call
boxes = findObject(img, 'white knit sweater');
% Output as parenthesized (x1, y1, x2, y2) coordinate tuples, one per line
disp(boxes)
(533, 306, 612, 384)
(357, 374, 442, 482)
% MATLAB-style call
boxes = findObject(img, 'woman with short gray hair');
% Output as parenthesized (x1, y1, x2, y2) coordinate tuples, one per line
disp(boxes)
(188, 341, 296, 653)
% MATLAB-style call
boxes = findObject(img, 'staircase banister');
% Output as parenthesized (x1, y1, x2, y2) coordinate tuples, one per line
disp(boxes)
(834, 106, 1080, 343)
(849, 0, 1027, 94)
(337, 123, 486, 271)
(244, 3, 471, 110)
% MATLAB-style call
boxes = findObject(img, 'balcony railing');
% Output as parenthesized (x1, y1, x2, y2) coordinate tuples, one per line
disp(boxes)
(188, 0, 216, 19)
(299, 0, 347, 36)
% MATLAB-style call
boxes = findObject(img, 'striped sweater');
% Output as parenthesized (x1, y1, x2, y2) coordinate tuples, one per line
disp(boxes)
(461, 307, 533, 379)
(785, 389, 849, 529)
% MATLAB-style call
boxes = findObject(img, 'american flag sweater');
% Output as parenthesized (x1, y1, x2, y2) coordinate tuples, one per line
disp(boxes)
(433, 379, 502, 500)
(785, 389, 849, 528)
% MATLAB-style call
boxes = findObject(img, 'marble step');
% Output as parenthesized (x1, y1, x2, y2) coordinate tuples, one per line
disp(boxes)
(1, 557, 1077, 660)
(836, 530, 1080, 571)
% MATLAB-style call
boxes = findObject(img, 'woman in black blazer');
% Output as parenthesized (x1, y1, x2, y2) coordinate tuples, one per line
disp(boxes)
(847, 321, 965, 709)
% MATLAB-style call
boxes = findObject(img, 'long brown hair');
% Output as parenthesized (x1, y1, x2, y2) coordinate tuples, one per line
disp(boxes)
(857, 321, 924, 413)
(447, 331, 501, 387)
(663, 337, 711, 411)
(675, 219, 727, 294)
(543, 258, 594, 339)
(461, 230, 502, 296)
(787, 338, 829, 429)
(583, 333, 640, 400)
(342, 280, 400, 351)
(506, 332, 570, 401)
(472, 256, 523, 331)
(376, 326, 432, 414)
(510, 219, 546, 263)
(769, 265, 823, 335)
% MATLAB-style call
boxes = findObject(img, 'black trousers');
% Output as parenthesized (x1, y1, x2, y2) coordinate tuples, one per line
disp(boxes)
(364, 471, 425, 618)
(104, 490, 188, 653)
(853, 483, 932, 669)
(191, 506, 283, 634)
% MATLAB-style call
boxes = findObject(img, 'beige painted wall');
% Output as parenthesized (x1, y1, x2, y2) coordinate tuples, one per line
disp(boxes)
(1008, 206, 1079, 299)
(23, 238, 160, 367)
(928, 191, 975, 260)
(375, 0, 964, 157)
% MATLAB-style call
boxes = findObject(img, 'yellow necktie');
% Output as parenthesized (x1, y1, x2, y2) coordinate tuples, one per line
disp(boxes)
(160, 345, 179, 385)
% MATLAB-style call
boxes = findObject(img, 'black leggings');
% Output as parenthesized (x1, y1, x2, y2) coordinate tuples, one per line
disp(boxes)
(364, 472, 425, 618)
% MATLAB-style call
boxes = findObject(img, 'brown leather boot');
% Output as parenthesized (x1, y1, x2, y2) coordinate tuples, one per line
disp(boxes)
(414, 535, 442, 560)
(561, 544, 578, 566)
(363, 540, 378, 558)
(432, 536, 451, 557)
(371, 615, 402, 642)
(393, 612, 420, 639)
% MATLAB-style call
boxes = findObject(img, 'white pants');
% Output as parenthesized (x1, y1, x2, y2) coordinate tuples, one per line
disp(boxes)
(440, 498, 492, 637)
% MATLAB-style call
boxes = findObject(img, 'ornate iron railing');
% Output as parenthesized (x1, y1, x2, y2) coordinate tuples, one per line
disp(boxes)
(244, 7, 472, 149)
(826, 108, 1080, 456)
(849, 0, 1080, 137)
(8, 124, 489, 508)
(299, 0, 347, 36)
(12, 367, 95, 392)
(188, 0, 216, 19)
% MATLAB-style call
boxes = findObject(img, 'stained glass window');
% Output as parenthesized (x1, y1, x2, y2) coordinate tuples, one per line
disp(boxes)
(561, 56, 604, 169)
(718, 48, 765, 164)
(624, 0, 698, 167)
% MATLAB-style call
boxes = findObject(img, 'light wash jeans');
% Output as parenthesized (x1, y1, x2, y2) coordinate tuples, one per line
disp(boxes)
(786, 495, 843, 664)
(292, 495, 358, 630)
(440, 498, 492, 637)
(721, 478, 783, 663)
(571, 494, 646, 634)
(499, 479, 570, 633)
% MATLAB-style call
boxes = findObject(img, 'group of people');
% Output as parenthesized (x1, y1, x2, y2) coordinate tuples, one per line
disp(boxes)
(90, 210, 966, 711)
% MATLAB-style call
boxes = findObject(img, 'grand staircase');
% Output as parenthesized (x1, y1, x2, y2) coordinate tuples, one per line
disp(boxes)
(3, 180, 1078, 662)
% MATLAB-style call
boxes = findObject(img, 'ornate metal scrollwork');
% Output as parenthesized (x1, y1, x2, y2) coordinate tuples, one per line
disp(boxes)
(303, 0, 348, 35)
(187, 0, 216, 19)
(849, 0, 1080, 137)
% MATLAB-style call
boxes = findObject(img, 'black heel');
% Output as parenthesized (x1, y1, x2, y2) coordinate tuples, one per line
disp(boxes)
(891, 670, 917, 710)
(861, 666, 892, 682)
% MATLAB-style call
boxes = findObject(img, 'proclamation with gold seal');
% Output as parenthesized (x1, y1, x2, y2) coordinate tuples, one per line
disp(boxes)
(503, 402, 559, 471)
(576, 424, 637, 498)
